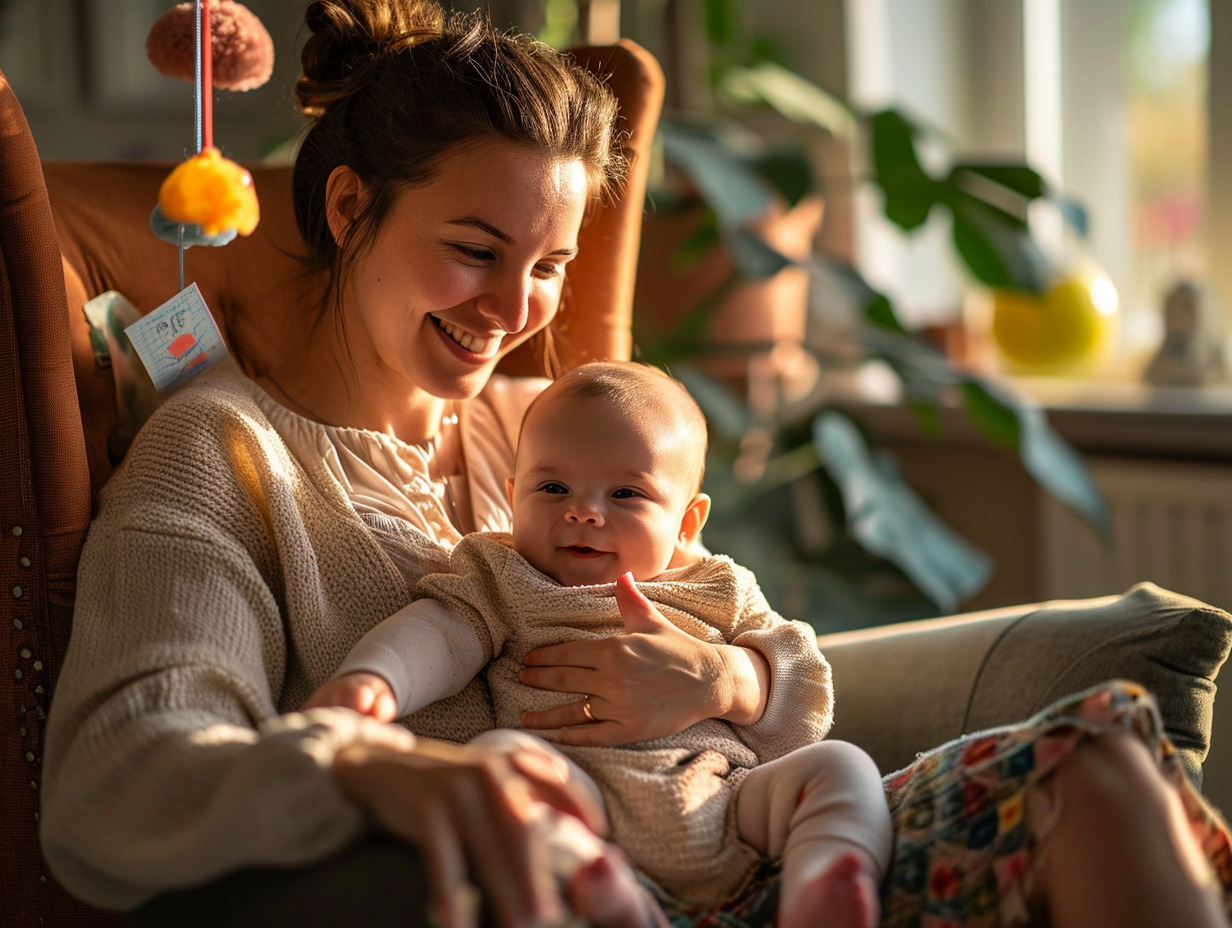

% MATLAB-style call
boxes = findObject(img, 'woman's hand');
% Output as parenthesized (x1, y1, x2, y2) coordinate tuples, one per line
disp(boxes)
(332, 735, 610, 928)
(518, 573, 770, 745)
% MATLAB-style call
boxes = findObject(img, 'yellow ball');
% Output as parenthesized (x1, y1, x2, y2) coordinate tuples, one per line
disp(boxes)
(990, 269, 1119, 374)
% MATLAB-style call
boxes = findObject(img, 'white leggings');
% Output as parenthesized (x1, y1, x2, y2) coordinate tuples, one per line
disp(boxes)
(735, 739, 892, 914)
(470, 731, 892, 915)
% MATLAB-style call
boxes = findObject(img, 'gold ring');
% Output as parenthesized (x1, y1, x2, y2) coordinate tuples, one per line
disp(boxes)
(581, 697, 596, 723)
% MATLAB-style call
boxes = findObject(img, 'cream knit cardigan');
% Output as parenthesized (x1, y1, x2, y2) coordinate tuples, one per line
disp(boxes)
(40, 366, 834, 912)
(40, 367, 520, 910)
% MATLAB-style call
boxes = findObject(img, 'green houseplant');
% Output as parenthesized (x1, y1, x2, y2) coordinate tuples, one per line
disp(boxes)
(624, 0, 1105, 620)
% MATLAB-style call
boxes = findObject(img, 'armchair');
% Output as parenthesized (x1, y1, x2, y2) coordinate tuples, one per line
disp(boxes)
(1, 39, 1229, 928)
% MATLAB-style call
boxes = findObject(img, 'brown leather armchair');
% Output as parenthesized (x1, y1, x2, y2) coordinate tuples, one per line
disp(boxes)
(3, 36, 1229, 928)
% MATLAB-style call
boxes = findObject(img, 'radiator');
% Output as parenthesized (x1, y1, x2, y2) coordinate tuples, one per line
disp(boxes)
(1038, 456, 1232, 611)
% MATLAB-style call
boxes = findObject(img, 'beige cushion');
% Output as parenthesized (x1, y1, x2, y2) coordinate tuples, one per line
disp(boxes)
(820, 582, 1232, 785)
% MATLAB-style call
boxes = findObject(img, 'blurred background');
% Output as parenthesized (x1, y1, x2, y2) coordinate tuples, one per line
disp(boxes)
(5, 0, 1232, 630)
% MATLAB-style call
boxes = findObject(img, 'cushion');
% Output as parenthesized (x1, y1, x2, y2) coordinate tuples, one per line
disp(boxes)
(821, 582, 1232, 787)
(969, 581, 1232, 786)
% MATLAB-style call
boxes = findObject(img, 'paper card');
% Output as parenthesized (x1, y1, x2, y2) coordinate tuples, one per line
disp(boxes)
(124, 283, 228, 393)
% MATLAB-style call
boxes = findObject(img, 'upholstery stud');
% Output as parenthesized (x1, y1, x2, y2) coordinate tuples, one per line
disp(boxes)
(12, 617, 22, 629)
(20, 647, 31, 659)
(10, 525, 22, 536)
(13, 584, 23, 598)
(19, 556, 29, 567)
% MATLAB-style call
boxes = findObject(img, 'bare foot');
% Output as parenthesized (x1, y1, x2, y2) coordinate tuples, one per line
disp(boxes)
(568, 852, 660, 928)
(781, 852, 879, 928)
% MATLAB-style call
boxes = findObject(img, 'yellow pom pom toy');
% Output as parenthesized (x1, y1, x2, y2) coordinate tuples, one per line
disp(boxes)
(158, 147, 259, 237)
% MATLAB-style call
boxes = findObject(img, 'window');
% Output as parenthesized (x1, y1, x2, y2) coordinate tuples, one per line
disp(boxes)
(846, 0, 1217, 379)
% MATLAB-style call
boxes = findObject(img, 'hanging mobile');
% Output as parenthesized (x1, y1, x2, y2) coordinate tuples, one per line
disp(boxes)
(125, 0, 273, 394)
(146, 0, 272, 279)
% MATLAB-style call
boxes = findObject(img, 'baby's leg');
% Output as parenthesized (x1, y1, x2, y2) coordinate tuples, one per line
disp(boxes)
(735, 741, 891, 928)
(468, 730, 651, 928)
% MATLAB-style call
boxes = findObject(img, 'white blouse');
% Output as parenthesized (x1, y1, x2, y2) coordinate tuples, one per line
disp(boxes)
(258, 374, 550, 547)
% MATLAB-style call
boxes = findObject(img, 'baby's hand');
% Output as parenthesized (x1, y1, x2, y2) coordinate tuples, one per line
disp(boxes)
(303, 672, 398, 722)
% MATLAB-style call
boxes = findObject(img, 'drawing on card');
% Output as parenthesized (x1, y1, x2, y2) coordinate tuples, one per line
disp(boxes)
(125, 282, 228, 393)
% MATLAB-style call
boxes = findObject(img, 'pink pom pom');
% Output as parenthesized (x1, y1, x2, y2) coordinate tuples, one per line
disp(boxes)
(146, 0, 274, 92)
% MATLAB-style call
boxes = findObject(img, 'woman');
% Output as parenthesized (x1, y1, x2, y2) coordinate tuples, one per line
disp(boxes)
(40, 2, 1231, 927)
(41, 4, 765, 927)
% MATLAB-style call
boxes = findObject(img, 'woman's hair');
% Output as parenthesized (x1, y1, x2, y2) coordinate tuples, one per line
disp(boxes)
(292, 0, 627, 337)
(521, 360, 710, 493)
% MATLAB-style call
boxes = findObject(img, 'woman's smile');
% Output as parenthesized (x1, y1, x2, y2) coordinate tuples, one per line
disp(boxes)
(432, 315, 502, 359)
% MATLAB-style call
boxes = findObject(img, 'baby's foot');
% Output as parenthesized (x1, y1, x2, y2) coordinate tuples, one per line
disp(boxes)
(568, 852, 658, 928)
(781, 852, 879, 928)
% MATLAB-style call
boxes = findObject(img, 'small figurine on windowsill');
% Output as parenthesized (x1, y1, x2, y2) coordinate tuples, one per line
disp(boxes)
(1143, 280, 1226, 386)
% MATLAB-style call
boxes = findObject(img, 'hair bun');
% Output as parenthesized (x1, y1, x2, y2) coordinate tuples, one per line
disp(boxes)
(296, 0, 444, 117)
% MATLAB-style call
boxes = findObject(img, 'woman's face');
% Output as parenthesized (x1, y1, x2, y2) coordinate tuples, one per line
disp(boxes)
(333, 138, 591, 407)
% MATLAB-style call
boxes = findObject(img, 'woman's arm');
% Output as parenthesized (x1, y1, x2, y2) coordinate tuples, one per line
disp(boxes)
(40, 523, 376, 910)
(44, 514, 613, 928)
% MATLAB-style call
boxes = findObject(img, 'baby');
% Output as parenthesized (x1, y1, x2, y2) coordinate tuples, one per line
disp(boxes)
(307, 361, 891, 928)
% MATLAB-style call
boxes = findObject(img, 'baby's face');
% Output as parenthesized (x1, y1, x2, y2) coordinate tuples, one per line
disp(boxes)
(508, 393, 702, 586)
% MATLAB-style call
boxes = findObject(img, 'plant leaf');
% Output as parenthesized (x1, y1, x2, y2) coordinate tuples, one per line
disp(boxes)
(966, 377, 1109, 532)
(1055, 195, 1090, 238)
(948, 191, 1051, 292)
(718, 61, 856, 138)
(858, 325, 960, 394)
(673, 362, 752, 440)
(949, 162, 1046, 200)
(959, 379, 1021, 450)
(950, 203, 1014, 289)
(670, 214, 722, 271)
(752, 146, 814, 207)
(702, 0, 739, 46)
(863, 293, 907, 334)
(812, 412, 991, 611)
(726, 228, 795, 279)
(661, 123, 775, 227)
(1019, 407, 1109, 533)
(635, 273, 741, 365)
(907, 400, 943, 439)
(869, 109, 941, 231)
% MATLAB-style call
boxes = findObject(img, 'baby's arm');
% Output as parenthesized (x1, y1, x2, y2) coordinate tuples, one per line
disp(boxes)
(727, 567, 835, 758)
(303, 671, 399, 721)
(304, 598, 489, 720)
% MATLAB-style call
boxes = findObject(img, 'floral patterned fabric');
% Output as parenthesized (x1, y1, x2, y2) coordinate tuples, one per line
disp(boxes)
(644, 681, 1232, 928)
